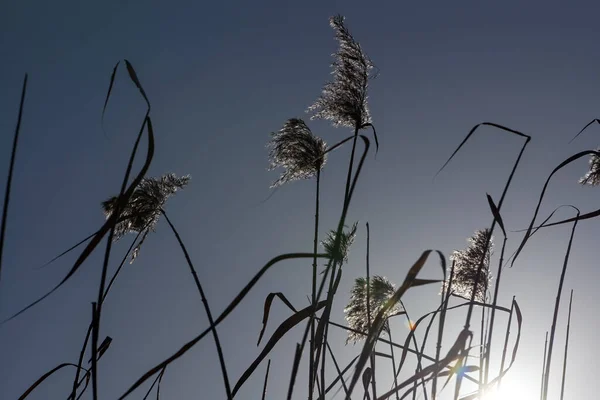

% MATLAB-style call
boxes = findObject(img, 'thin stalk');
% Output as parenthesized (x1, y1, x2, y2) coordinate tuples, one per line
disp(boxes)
(484, 236, 507, 386)
(432, 260, 456, 399)
(161, 209, 232, 399)
(560, 290, 573, 400)
(327, 342, 351, 399)
(0, 74, 27, 287)
(497, 296, 515, 389)
(543, 214, 578, 400)
(91, 303, 98, 400)
(540, 331, 548, 400)
(91, 112, 151, 400)
(366, 223, 377, 400)
(262, 360, 271, 400)
(479, 298, 486, 396)
(69, 231, 143, 400)
(309, 169, 321, 400)
(387, 324, 400, 400)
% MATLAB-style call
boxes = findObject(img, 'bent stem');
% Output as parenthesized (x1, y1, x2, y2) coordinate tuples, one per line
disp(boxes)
(309, 169, 321, 399)
(161, 209, 232, 399)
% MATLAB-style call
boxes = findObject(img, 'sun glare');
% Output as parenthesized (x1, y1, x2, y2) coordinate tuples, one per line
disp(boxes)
(481, 381, 527, 400)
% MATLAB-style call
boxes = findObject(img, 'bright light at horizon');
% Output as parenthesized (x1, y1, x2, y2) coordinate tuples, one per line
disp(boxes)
(480, 381, 527, 400)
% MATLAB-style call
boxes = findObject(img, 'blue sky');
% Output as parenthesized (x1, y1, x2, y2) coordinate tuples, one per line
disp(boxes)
(2, 1, 600, 399)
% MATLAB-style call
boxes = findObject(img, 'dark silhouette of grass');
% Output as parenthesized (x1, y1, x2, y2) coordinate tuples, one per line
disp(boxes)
(5, 13, 592, 400)
(0, 74, 27, 288)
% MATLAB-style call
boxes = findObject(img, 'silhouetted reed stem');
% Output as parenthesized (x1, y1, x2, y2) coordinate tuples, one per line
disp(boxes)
(431, 260, 455, 399)
(542, 214, 578, 400)
(540, 331, 548, 400)
(497, 295, 515, 390)
(160, 209, 232, 399)
(560, 290, 573, 400)
(484, 236, 507, 386)
(365, 223, 377, 400)
(0, 74, 27, 290)
(309, 170, 321, 400)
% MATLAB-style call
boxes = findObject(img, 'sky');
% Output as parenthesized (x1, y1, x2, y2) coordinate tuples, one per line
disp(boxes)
(2, 1, 600, 399)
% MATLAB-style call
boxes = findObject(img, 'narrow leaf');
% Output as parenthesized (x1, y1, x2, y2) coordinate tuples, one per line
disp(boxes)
(232, 300, 327, 396)
(258, 292, 297, 345)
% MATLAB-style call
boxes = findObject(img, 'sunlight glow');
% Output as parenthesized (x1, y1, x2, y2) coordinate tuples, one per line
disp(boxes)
(481, 381, 526, 400)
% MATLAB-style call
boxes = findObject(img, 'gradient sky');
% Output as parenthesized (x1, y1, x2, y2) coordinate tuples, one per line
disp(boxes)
(2, 1, 600, 399)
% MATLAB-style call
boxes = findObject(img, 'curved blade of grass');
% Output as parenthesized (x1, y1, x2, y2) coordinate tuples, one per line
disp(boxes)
(101, 61, 120, 135)
(434, 122, 530, 179)
(0, 74, 27, 286)
(37, 215, 134, 271)
(258, 292, 297, 345)
(360, 123, 379, 154)
(347, 250, 446, 398)
(160, 209, 232, 399)
(124, 60, 150, 110)
(511, 151, 599, 266)
(35, 230, 99, 270)
(19, 363, 90, 400)
(1, 110, 154, 325)
(118, 252, 328, 399)
(232, 300, 327, 397)
(568, 118, 600, 143)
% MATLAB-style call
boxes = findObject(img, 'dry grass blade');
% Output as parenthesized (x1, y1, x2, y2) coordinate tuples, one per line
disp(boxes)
(0, 74, 27, 286)
(101, 61, 119, 133)
(118, 252, 327, 399)
(18, 363, 90, 400)
(258, 292, 297, 345)
(346, 250, 446, 398)
(262, 360, 271, 400)
(511, 151, 600, 266)
(232, 300, 328, 397)
(36, 230, 99, 270)
(434, 122, 530, 179)
(124, 59, 150, 110)
(568, 118, 600, 143)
